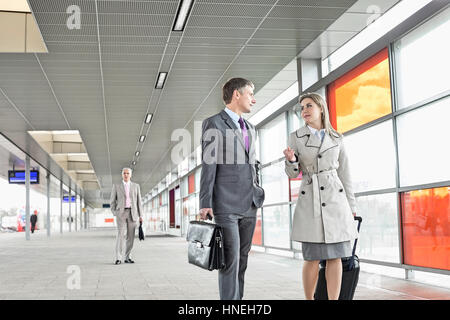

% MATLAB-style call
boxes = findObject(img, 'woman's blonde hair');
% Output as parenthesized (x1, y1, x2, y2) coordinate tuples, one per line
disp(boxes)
(298, 92, 341, 138)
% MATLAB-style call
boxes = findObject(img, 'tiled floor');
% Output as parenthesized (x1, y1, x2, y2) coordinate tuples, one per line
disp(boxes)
(0, 229, 448, 300)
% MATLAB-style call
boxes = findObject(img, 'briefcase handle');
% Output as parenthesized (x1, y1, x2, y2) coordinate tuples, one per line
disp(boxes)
(195, 212, 215, 223)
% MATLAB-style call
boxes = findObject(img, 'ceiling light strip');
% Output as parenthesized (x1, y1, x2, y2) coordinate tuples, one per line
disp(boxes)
(94, 0, 113, 191)
(155, 72, 168, 89)
(142, 0, 282, 188)
(145, 113, 153, 124)
(133, 0, 197, 171)
(172, 0, 194, 31)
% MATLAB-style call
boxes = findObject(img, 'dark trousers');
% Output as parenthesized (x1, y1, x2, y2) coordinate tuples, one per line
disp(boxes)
(214, 206, 257, 300)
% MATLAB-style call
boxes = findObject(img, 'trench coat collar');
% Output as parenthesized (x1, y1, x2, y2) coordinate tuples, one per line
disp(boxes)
(296, 126, 321, 148)
(296, 125, 339, 152)
(319, 132, 338, 154)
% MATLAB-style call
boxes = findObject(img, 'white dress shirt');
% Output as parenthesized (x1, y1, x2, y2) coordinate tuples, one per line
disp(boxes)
(307, 125, 325, 142)
(123, 180, 131, 208)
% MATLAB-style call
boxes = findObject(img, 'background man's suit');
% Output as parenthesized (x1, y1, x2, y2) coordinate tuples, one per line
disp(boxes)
(110, 181, 143, 262)
(200, 109, 265, 300)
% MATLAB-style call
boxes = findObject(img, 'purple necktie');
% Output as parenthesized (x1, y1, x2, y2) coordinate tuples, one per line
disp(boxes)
(238, 117, 249, 152)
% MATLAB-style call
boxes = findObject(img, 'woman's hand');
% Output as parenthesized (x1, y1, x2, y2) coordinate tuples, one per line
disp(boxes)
(283, 147, 296, 162)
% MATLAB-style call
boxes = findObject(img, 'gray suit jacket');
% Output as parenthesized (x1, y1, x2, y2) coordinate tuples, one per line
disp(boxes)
(110, 181, 143, 222)
(200, 110, 265, 214)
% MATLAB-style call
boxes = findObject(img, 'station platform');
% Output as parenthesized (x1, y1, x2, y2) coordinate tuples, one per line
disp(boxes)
(0, 229, 449, 300)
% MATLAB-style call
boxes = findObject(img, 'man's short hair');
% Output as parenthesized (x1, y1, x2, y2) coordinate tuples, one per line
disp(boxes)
(122, 167, 132, 175)
(222, 77, 254, 104)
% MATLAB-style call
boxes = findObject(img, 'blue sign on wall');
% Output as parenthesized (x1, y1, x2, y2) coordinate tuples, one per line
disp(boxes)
(63, 196, 76, 203)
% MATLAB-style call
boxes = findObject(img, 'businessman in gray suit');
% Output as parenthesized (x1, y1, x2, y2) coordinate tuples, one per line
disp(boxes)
(110, 167, 143, 265)
(199, 77, 265, 300)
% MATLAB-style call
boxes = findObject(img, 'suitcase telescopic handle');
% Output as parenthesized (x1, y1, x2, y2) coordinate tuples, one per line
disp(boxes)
(352, 216, 363, 257)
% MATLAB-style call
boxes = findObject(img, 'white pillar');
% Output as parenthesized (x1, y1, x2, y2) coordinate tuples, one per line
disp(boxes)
(25, 156, 30, 241)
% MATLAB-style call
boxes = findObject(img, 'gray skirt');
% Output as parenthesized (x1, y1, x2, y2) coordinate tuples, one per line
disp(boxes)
(302, 241, 352, 261)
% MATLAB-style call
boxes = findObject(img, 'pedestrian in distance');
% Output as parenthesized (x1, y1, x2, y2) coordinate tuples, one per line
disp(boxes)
(110, 168, 143, 265)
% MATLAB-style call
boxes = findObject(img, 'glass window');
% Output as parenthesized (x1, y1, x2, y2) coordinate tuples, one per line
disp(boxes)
(49, 174, 61, 233)
(195, 167, 201, 193)
(252, 208, 262, 246)
(188, 174, 195, 194)
(180, 175, 188, 198)
(188, 153, 196, 172)
(196, 146, 202, 167)
(290, 203, 302, 251)
(401, 187, 450, 271)
(260, 113, 287, 164)
(178, 157, 189, 177)
(394, 7, 450, 109)
(262, 205, 290, 249)
(344, 120, 396, 193)
(355, 193, 400, 263)
(62, 183, 70, 232)
(289, 174, 302, 203)
(261, 161, 289, 205)
(288, 107, 305, 133)
(0, 176, 26, 232)
(397, 97, 450, 187)
(328, 48, 392, 133)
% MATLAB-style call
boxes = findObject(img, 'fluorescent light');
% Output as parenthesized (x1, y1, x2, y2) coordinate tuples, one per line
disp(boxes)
(132, 161, 136, 166)
(139, 135, 146, 142)
(155, 72, 167, 89)
(144, 113, 153, 124)
(323, 0, 433, 75)
(172, 0, 194, 31)
(135, 151, 140, 157)
(249, 82, 299, 126)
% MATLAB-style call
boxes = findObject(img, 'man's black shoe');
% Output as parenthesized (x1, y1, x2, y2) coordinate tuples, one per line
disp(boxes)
(124, 258, 135, 264)
(114, 260, 121, 265)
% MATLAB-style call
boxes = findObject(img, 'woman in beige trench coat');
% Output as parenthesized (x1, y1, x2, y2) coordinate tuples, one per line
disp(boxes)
(283, 92, 358, 300)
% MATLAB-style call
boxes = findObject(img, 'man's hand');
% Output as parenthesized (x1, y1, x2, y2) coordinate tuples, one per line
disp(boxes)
(199, 208, 213, 220)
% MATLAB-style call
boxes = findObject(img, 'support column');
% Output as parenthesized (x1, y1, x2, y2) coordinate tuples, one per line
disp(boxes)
(75, 192, 78, 232)
(80, 196, 83, 230)
(25, 156, 30, 241)
(60, 180, 63, 234)
(68, 184, 72, 232)
(405, 269, 415, 280)
(47, 172, 51, 237)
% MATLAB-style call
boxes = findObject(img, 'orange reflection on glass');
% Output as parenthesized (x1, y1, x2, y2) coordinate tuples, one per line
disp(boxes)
(328, 48, 392, 133)
(188, 173, 195, 194)
(401, 187, 450, 271)
(252, 209, 262, 246)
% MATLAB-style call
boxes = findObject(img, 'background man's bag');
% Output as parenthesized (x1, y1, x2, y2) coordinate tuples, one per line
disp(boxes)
(186, 220, 225, 271)
(138, 221, 145, 241)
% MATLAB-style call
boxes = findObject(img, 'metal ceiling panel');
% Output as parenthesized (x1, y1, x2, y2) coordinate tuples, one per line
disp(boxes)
(0, 0, 365, 206)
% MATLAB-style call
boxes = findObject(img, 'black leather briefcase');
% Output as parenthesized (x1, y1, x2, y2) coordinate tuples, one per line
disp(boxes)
(186, 220, 226, 271)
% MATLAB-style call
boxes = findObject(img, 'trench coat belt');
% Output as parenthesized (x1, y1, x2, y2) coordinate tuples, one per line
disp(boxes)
(308, 169, 338, 218)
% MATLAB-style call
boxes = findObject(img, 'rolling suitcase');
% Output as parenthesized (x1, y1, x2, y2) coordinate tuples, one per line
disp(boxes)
(314, 216, 362, 300)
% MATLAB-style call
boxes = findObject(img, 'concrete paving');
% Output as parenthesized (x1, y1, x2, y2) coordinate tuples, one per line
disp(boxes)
(0, 229, 449, 300)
